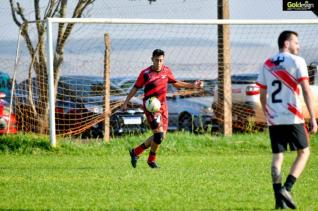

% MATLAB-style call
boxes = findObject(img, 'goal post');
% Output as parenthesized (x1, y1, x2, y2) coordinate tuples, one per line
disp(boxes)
(42, 18, 318, 146)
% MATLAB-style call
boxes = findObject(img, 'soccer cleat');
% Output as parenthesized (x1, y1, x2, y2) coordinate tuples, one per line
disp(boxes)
(275, 198, 288, 209)
(129, 149, 138, 168)
(147, 161, 160, 169)
(279, 187, 297, 209)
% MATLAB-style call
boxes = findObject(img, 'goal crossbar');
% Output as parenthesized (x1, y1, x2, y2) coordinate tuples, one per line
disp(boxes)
(48, 18, 318, 25)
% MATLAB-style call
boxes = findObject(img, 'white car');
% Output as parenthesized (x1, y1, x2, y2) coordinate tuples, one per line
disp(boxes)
(212, 73, 265, 131)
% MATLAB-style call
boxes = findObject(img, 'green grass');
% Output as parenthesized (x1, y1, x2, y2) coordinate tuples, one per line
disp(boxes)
(0, 132, 318, 210)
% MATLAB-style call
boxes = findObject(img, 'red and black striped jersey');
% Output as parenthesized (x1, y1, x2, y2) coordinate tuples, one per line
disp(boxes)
(134, 65, 176, 103)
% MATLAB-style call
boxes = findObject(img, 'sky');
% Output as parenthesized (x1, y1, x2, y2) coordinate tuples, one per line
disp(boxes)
(1, 0, 317, 40)
(0, 0, 317, 80)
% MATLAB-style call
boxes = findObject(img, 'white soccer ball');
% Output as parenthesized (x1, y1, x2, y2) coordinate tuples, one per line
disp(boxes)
(145, 97, 161, 113)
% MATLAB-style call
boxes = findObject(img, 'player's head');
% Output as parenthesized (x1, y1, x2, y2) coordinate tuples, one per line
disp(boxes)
(278, 31, 299, 55)
(151, 49, 165, 72)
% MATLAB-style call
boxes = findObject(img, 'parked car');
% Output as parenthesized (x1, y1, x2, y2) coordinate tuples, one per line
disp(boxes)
(212, 73, 268, 131)
(0, 93, 17, 134)
(114, 76, 218, 133)
(0, 71, 17, 134)
(166, 83, 217, 133)
(15, 75, 147, 137)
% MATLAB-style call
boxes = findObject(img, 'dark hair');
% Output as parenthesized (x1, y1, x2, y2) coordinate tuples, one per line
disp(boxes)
(278, 30, 298, 49)
(152, 49, 165, 57)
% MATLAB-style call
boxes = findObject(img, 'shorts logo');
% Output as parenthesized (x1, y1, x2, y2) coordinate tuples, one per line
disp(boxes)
(282, 0, 317, 11)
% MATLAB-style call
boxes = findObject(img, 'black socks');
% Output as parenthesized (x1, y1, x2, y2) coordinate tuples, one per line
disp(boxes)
(284, 174, 297, 191)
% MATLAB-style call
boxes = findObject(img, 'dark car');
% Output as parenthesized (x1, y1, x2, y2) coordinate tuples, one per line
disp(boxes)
(15, 75, 147, 137)
(115, 76, 217, 133)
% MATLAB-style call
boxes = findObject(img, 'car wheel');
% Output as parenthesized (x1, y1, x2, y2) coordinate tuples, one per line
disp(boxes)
(179, 114, 193, 132)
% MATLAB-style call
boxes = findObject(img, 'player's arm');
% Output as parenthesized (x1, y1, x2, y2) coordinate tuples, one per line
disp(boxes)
(300, 79, 317, 133)
(172, 80, 202, 89)
(122, 87, 139, 111)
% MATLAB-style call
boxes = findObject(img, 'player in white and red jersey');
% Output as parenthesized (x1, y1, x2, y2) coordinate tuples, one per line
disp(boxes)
(257, 31, 317, 209)
(122, 49, 203, 169)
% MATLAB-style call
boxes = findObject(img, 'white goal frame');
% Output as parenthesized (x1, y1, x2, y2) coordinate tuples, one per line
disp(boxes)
(46, 18, 318, 147)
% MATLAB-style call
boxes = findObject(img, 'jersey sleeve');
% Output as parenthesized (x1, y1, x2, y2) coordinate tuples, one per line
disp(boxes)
(167, 67, 177, 83)
(296, 57, 309, 83)
(256, 64, 267, 89)
(134, 70, 145, 89)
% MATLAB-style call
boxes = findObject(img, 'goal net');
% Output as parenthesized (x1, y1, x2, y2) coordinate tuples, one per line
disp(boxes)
(10, 18, 318, 144)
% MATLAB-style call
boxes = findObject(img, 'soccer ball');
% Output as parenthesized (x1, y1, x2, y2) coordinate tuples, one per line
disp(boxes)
(145, 97, 161, 113)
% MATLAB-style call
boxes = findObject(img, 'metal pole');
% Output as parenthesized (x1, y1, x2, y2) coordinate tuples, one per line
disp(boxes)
(46, 18, 57, 147)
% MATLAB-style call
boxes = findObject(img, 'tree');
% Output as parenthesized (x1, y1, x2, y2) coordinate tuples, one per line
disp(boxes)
(9, 0, 95, 133)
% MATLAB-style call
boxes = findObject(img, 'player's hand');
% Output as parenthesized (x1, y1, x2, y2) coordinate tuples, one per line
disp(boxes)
(309, 118, 317, 134)
(194, 80, 204, 89)
(121, 102, 128, 112)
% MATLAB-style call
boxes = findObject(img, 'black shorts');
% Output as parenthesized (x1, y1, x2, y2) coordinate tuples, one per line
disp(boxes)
(269, 123, 309, 153)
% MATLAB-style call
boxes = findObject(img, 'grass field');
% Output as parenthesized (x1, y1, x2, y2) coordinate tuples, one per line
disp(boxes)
(0, 132, 318, 210)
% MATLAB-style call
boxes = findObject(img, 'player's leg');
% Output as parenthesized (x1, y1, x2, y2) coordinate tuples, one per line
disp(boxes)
(147, 128, 165, 168)
(271, 153, 287, 209)
(129, 110, 158, 168)
(289, 147, 310, 178)
(280, 124, 310, 208)
(129, 135, 153, 168)
(269, 125, 287, 209)
(279, 124, 309, 209)
(278, 147, 309, 209)
(147, 110, 168, 168)
(133, 135, 153, 157)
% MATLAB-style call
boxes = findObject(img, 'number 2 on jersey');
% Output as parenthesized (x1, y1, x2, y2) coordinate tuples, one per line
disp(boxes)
(271, 80, 282, 103)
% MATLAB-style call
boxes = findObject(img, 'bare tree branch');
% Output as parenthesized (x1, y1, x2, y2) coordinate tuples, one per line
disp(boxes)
(34, 0, 41, 21)
(16, 2, 28, 22)
(9, 1, 36, 59)
(34, 0, 47, 77)
(9, 0, 21, 27)
(56, 0, 68, 54)
(34, 0, 45, 36)
(21, 23, 36, 58)
(58, 0, 95, 51)
(51, 0, 63, 17)
(44, 0, 62, 18)
(44, 0, 54, 17)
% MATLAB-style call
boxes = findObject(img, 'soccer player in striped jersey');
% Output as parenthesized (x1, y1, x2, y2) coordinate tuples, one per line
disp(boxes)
(257, 31, 317, 209)
(122, 49, 203, 168)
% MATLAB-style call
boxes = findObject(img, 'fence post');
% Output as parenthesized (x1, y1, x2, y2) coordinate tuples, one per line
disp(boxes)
(217, 0, 232, 136)
(104, 33, 111, 143)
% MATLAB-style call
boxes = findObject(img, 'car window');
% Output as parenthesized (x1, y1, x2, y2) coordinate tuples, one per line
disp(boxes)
(17, 77, 125, 102)
(58, 77, 125, 97)
(120, 80, 135, 92)
(231, 74, 258, 84)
